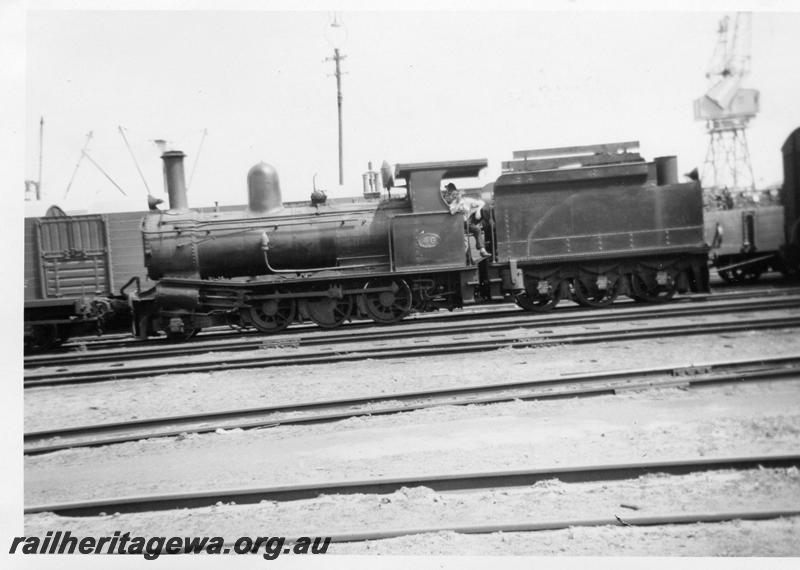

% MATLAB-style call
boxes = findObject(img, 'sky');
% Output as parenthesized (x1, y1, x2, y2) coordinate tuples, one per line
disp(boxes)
(17, 1, 800, 215)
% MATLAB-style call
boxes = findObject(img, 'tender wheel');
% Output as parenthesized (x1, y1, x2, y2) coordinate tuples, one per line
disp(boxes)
(629, 273, 676, 303)
(248, 297, 296, 333)
(515, 282, 560, 313)
(361, 279, 412, 324)
(301, 295, 354, 329)
(572, 276, 619, 308)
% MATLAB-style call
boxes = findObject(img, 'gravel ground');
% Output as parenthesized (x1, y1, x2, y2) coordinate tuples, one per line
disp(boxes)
(25, 378, 800, 503)
(24, 467, 800, 556)
(24, 326, 800, 431)
(332, 517, 800, 556)
(22, 318, 800, 556)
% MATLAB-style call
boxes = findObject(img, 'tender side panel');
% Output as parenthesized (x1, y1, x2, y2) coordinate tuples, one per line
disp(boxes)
(494, 171, 706, 263)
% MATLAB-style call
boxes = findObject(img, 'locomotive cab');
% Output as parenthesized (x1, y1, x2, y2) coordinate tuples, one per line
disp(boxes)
(390, 159, 490, 270)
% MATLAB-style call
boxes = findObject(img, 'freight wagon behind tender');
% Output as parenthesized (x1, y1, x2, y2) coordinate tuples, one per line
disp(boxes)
(704, 126, 800, 283)
(131, 141, 710, 339)
(23, 208, 148, 351)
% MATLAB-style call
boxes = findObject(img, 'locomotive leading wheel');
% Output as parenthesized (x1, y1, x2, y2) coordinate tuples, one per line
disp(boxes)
(629, 273, 676, 303)
(572, 276, 619, 308)
(248, 297, 296, 333)
(362, 279, 412, 324)
(163, 317, 201, 341)
(302, 295, 354, 329)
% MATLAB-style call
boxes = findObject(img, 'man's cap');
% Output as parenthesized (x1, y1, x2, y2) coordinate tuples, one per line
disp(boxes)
(444, 182, 457, 192)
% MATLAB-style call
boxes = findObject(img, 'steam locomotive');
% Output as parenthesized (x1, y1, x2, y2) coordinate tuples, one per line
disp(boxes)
(31, 128, 800, 351)
(126, 141, 711, 339)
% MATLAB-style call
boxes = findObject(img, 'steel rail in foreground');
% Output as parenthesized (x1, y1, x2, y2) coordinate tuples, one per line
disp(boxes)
(321, 508, 800, 544)
(23, 354, 800, 455)
(25, 294, 800, 369)
(23, 313, 800, 387)
(24, 453, 800, 516)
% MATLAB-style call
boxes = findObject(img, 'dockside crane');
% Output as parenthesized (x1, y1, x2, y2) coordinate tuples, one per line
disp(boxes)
(694, 12, 760, 207)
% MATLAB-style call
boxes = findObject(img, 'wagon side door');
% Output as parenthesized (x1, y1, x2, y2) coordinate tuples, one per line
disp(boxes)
(36, 215, 113, 298)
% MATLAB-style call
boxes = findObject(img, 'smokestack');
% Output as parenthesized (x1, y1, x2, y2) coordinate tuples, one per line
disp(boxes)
(162, 151, 189, 212)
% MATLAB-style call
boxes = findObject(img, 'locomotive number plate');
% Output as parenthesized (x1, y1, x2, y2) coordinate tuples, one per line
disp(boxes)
(416, 232, 441, 249)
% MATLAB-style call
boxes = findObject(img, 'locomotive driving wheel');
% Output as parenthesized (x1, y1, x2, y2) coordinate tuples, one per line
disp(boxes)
(572, 275, 619, 308)
(301, 295, 354, 329)
(361, 279, 412, 324)
(248, 295, 296, 333)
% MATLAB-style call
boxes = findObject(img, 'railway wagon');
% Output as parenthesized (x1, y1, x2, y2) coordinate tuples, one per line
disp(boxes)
(131, 142, 710, 339)
(23, 208, 151, 350)
(703, 126, 800, 283)
(704, 205, 786, 283)
(780, 126, 800, 274)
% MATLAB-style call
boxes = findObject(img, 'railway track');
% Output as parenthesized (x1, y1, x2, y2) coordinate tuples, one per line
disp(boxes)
(23, 304, 800, 387)
(323, 508, 800, 545)
(25, 452, 800, 516)
(24, 354, 800, 454)
(37, 283, 800, 358)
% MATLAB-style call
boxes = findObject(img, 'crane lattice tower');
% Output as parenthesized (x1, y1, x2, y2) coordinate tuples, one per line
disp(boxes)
(694, 13, 760, 202)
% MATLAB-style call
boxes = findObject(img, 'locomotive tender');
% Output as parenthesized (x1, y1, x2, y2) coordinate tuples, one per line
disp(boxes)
(130, 141, 711, 339)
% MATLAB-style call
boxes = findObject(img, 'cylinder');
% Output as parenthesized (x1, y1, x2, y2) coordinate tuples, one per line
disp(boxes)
(154, 283, 199, 310)
(655, 156, 678, 186)
(247, 162, 282, 214)
(162, 151, 189, 212)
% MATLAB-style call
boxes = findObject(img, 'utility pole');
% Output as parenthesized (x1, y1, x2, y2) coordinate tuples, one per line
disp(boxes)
(333, 48, 344, 185)
(37, 116, 44, 200)
(326, 15, 347, 185)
